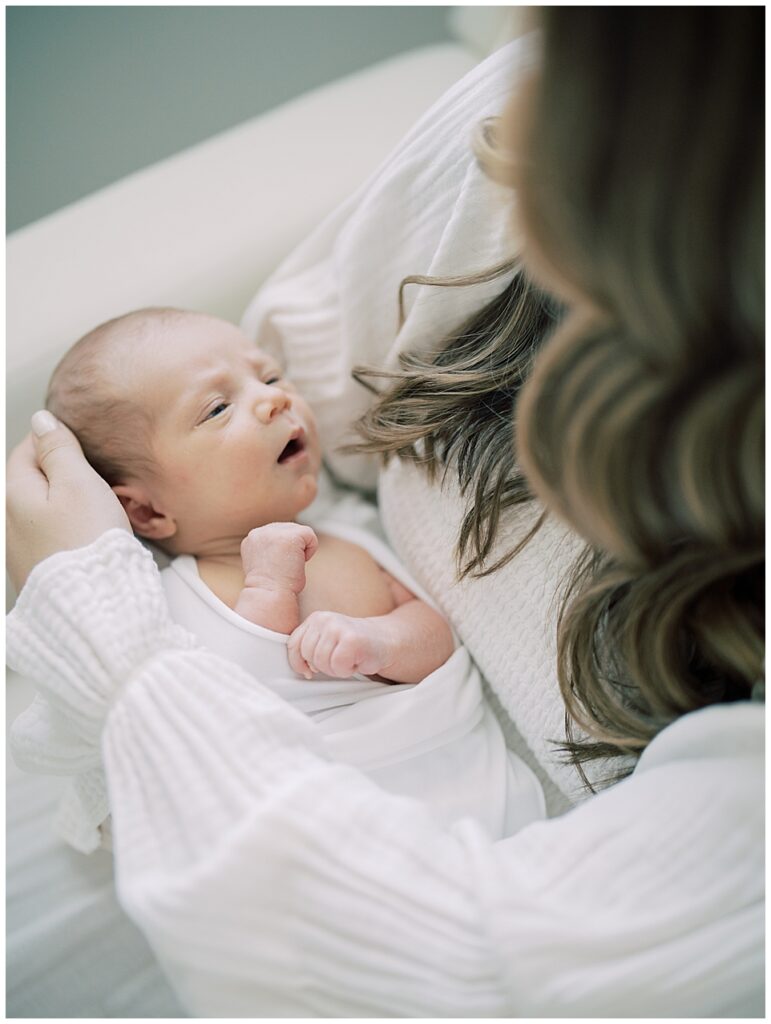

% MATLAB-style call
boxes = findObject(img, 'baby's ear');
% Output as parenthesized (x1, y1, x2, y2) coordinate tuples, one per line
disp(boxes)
(112, 484, 177, 541)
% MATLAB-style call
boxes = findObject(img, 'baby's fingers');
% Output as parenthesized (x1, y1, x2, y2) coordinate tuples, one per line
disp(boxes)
(329, 639, 360, 678)
(300, 526, 319, 562)
(309, 633, 339, 678)
(287, 625, 314, 680)
(299, 627, 324, 677)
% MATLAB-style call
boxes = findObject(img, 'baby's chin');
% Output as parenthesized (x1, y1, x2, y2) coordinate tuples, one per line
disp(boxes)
(187, 473, 322, 553)
(260, 471, 319, 523)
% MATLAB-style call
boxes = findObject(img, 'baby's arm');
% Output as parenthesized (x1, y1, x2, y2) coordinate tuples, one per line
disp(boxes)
(235, 523, 318, 634)
(287, 580, 454, 684)
(366, 596, 455, 683)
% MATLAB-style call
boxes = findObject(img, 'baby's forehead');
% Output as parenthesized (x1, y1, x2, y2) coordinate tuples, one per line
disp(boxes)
(163, 317, 276, 362)
(129, 325, 283, 404)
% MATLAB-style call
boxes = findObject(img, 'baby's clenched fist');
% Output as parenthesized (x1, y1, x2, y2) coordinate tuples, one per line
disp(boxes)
(240, 522, 318, 595)
(287, 611, 393, 680)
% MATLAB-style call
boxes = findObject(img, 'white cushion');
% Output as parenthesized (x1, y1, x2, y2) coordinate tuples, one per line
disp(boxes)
(6, 43, 476, 453)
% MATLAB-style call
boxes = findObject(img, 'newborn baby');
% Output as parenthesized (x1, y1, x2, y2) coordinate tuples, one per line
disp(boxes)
(47, 306, 452, 684)
(37, 306, 545, 847)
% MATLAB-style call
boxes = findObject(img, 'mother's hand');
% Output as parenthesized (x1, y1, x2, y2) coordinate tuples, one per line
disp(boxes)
(6, 412, 131, 593)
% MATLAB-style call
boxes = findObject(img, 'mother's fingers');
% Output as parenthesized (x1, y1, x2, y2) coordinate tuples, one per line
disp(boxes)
(29, 413, 95, 486)
(6, 433, 50, 492)
(7, 415, 89, 493)
(6, 414, 131, 594)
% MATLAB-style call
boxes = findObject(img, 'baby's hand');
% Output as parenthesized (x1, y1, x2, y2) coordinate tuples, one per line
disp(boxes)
(240, 522, 318, 595)
(287, 612, 392, 680)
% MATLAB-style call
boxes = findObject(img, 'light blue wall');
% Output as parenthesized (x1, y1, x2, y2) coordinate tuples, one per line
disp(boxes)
(7, 6, 452, 232)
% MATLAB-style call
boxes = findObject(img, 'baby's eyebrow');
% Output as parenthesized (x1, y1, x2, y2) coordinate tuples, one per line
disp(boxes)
(247, 348, 276, 370)
(176, 371, 229, 415)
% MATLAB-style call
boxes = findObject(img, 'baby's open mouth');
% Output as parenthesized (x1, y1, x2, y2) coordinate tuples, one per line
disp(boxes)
(277, 432, 306, 463)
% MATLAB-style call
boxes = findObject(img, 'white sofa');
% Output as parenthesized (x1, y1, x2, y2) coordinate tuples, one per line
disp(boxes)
(6, 11, 518, 1016)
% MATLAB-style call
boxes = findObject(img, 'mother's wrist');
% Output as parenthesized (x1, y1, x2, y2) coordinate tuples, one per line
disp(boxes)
(7, 528, 198, 740)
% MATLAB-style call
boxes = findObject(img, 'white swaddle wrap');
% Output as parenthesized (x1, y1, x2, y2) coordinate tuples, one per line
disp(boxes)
(160, 495, 545, 838)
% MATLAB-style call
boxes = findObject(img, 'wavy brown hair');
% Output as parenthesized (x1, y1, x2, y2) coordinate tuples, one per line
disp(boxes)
(351, 265, 562, 577)
(351, 7, 764, 785)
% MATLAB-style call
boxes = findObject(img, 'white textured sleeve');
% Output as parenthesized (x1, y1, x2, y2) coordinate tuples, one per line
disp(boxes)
(105, 664, 515, 1016)
(6, 532, 763, 1016)
(6, 530, 199, 742)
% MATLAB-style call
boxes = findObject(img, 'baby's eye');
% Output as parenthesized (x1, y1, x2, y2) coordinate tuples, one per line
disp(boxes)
(204, 402, 229, 421)
(263, 373, 283, 386)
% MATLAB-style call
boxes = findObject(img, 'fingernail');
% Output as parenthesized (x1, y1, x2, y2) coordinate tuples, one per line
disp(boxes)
(31, 410, 59, 436)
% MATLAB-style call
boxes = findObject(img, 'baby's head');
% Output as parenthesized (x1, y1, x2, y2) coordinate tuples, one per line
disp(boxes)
(47, 308, 321, 556)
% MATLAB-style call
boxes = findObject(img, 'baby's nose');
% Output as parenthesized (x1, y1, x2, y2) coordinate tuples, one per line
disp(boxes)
(255, 385, 290, 422)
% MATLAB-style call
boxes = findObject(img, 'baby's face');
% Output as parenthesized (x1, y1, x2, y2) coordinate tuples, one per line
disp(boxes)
(127, 315, 321, 552)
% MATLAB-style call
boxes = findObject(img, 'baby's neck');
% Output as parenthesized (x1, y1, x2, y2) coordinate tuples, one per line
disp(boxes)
(196, 548, 243, 569)
(182, 521, 299, 567)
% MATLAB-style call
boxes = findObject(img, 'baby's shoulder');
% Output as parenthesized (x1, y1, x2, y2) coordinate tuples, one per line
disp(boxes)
(314, 530, 374, 562)
(303, 531, 398, 618)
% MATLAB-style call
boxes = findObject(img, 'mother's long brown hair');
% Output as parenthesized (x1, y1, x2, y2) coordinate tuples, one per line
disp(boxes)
(352, 7, 764, 784)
